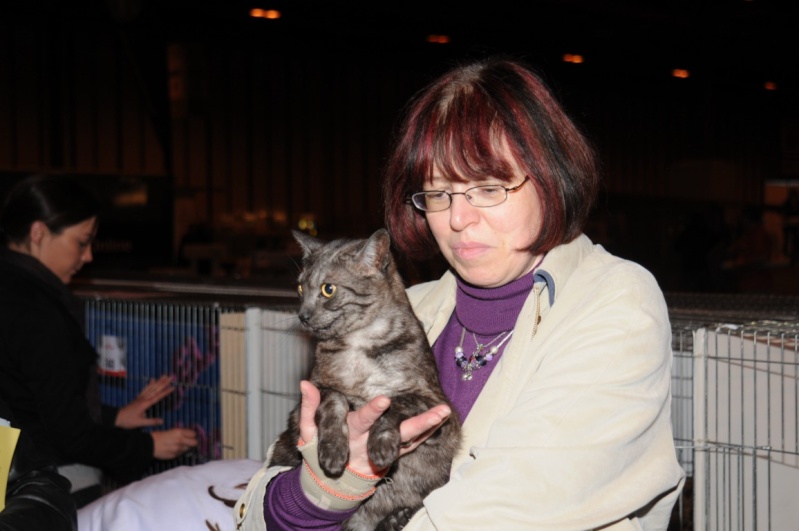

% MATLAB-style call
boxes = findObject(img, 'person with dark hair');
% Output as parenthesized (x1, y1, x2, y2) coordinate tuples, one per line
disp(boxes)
(235, 57, 684, 530)
(0, 174, 198, 507)
(1, 395, 76, 531)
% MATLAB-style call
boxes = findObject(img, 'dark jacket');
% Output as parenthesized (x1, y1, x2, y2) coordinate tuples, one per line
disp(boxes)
(0, 248, 153, 480)
(1, 396, 76, 531)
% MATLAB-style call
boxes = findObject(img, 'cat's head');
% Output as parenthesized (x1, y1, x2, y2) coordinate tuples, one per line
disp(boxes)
(292, 229, 400, 339)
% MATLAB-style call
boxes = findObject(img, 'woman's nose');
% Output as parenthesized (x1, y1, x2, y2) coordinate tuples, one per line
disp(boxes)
(448, 193, 479, 230)
(83, 246, 94, 263)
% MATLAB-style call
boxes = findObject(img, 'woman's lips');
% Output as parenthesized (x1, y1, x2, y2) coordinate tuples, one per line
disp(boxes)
(451, 242, 490, 259)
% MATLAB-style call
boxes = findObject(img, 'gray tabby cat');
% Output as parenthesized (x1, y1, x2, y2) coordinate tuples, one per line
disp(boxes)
(269, 228, 462, 531)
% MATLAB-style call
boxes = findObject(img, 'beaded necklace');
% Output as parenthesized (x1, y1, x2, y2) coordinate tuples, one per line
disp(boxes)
(454, 328, 514, 381)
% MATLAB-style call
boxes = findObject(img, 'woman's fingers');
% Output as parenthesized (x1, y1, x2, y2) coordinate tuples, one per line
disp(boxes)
(398, 404, 452, 455)
(349, 395, 391, 438)
(298, 380, 321, 443)
(137, 375, 175, 405)
(116, 376, 177, 428)
(152, 428, 198, 460)
(296, 384, 450, 476)
(136, 416, 165, 427)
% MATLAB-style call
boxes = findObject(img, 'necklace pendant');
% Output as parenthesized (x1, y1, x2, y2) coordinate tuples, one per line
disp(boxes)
(455, 327, 514, 381)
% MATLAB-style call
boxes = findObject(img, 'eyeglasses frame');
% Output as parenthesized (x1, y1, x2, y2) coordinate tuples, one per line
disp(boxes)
(406, 176, 531, 212)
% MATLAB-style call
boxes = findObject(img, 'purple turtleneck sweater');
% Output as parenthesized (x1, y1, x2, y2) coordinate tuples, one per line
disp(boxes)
(434, 270, 535, 421)
(264, 270, 537, 530)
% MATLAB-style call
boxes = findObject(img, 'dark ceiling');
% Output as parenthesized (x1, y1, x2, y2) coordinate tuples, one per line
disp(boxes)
(6, 0, 799, 87)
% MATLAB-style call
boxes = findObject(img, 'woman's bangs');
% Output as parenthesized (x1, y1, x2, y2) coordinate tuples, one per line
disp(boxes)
(429, 109, 513, 184)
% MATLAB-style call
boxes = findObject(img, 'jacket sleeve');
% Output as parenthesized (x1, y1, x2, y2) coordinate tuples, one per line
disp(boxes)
(9, 299, 153, 476)
(234, 460, 292, 530)
(406, 263, 684, 530)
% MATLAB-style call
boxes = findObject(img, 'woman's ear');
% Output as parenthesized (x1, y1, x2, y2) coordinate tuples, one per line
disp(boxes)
(29, 220, 48, 245)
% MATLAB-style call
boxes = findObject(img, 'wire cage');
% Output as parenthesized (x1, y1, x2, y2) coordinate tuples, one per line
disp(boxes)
(82, 292, 312, 488)
(85, 298, 228, 475)
(668, 293, 799, 531)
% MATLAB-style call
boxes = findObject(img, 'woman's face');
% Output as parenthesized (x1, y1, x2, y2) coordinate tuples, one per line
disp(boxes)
(32, 217, 97, 284)
(424, 164, 544, 288)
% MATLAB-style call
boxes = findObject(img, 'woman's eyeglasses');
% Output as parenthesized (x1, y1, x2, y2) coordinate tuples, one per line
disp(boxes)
(407, 177, 530, 212)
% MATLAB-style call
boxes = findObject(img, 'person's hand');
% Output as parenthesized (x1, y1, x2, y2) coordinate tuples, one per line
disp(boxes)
(298, 380, 453, 476)
(151, 428, 198, 460)
(115, 375, 175, 429)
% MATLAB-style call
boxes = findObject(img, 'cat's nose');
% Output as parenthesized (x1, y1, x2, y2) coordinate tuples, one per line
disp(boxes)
(297, 312, 310, 325)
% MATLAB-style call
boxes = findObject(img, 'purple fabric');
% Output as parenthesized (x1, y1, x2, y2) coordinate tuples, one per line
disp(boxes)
(435, 271, 535, 420)
(263, 270, 536, 528)
(264, 468, 357, 530)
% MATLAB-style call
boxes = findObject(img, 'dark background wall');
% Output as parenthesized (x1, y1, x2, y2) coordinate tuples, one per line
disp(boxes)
(1, 0, 798, 292)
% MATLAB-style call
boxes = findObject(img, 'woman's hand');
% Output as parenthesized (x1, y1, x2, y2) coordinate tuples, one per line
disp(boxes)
(115, 375, 175, 429)
(151, 428, 199, 460)
(298, 380, 453, 476)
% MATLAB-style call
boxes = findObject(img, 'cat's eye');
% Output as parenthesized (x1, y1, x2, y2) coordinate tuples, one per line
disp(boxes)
(320, 283, 336, 298)
(297, 284, 303, 297)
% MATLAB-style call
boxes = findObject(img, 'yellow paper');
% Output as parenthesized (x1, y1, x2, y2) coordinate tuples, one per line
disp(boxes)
(0, 424, 21, 512)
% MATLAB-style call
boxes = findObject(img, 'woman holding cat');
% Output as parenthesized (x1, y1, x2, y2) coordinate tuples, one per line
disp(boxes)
(236, 56, 684, 530)
(0, 174, 198, 507)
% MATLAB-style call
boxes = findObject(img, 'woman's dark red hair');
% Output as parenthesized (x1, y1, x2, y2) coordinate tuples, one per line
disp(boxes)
(383, 56, 600, 259)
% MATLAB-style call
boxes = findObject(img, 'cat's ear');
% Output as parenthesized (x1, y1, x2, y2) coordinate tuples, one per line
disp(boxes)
(359, 229, 392, 272)
(293, 230, 323, 257)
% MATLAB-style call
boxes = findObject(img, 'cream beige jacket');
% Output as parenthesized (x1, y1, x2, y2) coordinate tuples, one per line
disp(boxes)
(234, 234, 685, 530)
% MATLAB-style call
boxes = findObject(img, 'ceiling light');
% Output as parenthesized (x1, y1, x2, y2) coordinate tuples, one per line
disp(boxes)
(250, 8, 281, 19)
(426, 34, 451, 44)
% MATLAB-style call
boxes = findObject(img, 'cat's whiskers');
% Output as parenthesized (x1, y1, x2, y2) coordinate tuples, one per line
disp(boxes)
(276, 315, 299, 326)
(281, 314, 309, 333)
(288, 254, 303, 274)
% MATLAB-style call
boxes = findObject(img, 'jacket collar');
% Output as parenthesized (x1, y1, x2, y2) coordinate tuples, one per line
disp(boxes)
(412, 233, 592, 331)
(0, 247, 85, 328)
(535, 233, 593, 307)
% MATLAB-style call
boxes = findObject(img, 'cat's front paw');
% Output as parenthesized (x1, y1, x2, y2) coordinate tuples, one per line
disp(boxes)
(374, 507, 417, 531)
(316, 392, 351, 477)
(367, 426, 401, 469)
(318, 435, 349, 477)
